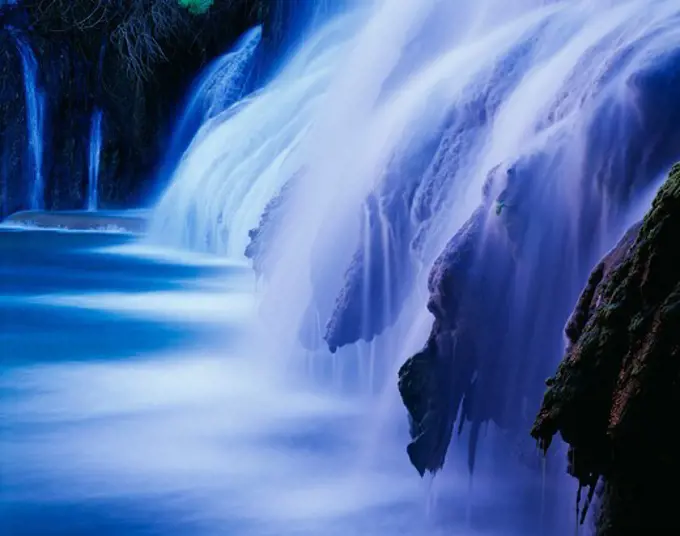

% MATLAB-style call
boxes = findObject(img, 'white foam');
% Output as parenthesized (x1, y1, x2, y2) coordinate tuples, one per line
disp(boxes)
(95, 241, 249, 267)
(27, 290, 255, 323)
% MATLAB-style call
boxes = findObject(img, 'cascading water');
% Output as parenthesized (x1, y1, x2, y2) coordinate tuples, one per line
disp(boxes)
(12, 31, 45, 210)
(87, 109, 103, 211)
(0, 144, 8, 217)
(150, 14, 364, 256)
(156, 25, 263, 186)
(151, 0, 680, 532)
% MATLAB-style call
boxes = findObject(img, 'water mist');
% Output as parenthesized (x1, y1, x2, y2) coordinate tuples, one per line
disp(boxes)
(150, 0, 680, 533)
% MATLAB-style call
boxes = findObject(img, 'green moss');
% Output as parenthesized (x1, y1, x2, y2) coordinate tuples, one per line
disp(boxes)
(638, 163, 680, 241)
(532, 162, 680, 535)
(178, 0, 214, 15)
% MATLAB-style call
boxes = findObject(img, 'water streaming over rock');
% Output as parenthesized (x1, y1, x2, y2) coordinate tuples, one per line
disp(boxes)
(155, 25, 263, 188)
(11, 30, 45, 210)
(87, 109, 103, 211)
(150, 0, 680, 531)
(150, 14, 363, 256)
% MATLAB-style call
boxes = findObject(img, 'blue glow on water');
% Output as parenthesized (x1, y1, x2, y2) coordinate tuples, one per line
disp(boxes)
(156, 25, 263, 188)
(0, 228, 455, 536)
(87, 110, 104, 211)
(149, 13, 361, 256)
(149, 0, 680, 532)
(3, 0, 680, 535)
(12, 32, 45, 210)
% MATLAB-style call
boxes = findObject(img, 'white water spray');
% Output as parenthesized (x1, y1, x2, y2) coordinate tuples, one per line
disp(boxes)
(149, 16, 362, 256)
(150, 1, 680, 533)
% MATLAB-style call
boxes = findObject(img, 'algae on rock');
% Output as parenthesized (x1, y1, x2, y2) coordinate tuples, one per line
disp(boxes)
(532, 163, 680, 534)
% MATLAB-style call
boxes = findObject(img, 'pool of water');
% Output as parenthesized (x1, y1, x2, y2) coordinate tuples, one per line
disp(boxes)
(0, 228, 437, 536)
(0, 227, 570, 536)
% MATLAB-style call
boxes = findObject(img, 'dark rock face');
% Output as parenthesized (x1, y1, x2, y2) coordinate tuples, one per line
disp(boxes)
(245, 177, 295, 279)
(397, 203, 488, 476)
(397, 163, 549, 476)
(531, 164, 680, 534)
(396, 39, 680, 480)
(1, 27, 32, 217)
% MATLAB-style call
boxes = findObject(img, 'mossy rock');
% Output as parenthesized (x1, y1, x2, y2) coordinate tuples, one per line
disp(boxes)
(531, 163, 680, 534)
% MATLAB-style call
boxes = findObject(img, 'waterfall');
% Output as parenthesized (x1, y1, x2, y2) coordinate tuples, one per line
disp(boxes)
(152, 0, 680, 392)
(1, 143, 8, 218)
(151, 0, 680, 531)
(156, 25, 263, 187)
(87, 109, 103, 211)
(149, 14, 362, 256)
(12, 31, 45, 210)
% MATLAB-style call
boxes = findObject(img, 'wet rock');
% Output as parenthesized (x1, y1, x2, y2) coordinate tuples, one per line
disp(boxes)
(531, 163, 680, 534)
(323, 34, 543, 354)
(245, 178, 294, 279)
(398, 205, 487, 475)
(397, 41, 680, 479)
(324, 189, 417, 352)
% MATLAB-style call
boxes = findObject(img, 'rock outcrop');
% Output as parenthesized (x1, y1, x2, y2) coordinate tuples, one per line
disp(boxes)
(397, 40, 680, 480)
(532, 163, 680, 534)
(324, 188, 417, 353)
(245, 175, 302, 281)
(397, 204, 488, 476)
(397, 164, 542, 476)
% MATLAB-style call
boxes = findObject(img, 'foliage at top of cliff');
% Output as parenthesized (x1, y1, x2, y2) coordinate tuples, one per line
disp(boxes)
(178, 0, 214, 15)
(13, 0, 265, 84)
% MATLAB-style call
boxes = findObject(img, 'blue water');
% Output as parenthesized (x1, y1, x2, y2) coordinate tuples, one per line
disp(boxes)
(87, 110, 103, 212)
(0, 228, 420, 535)
(6, 0, 678, 533)
(12, 32, 45, 210)
(156, 26, 263, 189)
(0, 226, 570, 535)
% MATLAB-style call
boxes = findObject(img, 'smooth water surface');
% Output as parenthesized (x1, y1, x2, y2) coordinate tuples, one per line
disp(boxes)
(0, 229, 426, 536)
(0, 227, 564, 535)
